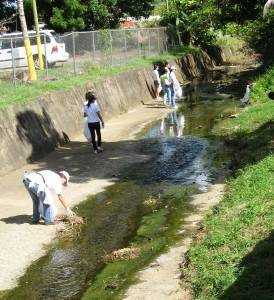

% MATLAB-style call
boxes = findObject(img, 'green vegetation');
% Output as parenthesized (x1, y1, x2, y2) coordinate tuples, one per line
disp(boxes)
(82, 185, 194, 300)
(2, 182, 194, 300)
(159, 0, 273, 59)
(3, 0, 154, 32)
(184, 66, 274, 299)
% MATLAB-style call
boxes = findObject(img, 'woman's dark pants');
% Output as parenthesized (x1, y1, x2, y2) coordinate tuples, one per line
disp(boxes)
(88, 122, 101, 150)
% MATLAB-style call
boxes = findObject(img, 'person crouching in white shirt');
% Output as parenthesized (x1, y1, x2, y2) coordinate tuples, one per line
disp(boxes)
(84, 91, 105, 154)
(23, 170, 74, 225)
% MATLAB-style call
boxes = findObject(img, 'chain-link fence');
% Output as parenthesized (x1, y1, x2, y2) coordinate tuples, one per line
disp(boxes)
(0, 27, 168, 91)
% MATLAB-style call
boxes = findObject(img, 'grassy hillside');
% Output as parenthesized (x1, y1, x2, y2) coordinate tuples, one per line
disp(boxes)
(184, 65, 274, 300)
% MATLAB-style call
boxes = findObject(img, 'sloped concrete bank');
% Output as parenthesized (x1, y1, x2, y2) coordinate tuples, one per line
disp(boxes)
(0, 49, 234, 176)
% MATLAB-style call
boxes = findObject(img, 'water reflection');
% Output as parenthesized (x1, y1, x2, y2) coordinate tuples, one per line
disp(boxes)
(163, 111, 185, 137)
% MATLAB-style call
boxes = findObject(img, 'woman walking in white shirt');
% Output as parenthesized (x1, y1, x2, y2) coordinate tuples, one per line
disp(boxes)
(84, 91, 105, 154)
(152, 64, 161, 99)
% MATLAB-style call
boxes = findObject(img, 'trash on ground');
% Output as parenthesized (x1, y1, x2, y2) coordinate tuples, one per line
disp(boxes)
(102, 248, 141, 262)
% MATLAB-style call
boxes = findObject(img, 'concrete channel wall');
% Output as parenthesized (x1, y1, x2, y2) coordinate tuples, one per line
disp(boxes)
(0, 47, 236, 176)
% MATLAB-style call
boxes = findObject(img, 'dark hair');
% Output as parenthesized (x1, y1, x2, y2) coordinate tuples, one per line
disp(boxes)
(153, 64, 158, 70)
(268, 91, 274, 100)
(85, 91, 96, 107)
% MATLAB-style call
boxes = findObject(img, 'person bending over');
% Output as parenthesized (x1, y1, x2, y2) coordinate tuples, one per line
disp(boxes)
(23, 170, 74, 225)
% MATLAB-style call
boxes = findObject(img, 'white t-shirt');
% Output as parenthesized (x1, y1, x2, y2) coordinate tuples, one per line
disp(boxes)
(84, 102, 100, 123)
(152, 69, 160, 82)
(26, 170, 63, 195)
(170, 71, 178, 85)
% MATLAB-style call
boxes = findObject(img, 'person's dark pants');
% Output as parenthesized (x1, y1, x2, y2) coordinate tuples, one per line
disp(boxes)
(88, 122, 101, 150)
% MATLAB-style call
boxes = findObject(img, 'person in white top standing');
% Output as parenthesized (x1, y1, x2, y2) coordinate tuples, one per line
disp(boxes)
(23, 170, 74, 225)
(152, 64, 161, 100)
(83, 91, 105, 154)
(170, 66, 179, 109)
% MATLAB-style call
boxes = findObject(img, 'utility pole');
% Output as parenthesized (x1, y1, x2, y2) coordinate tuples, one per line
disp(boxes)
(32, 0, 44, 69)
(17, 0, 37, 81)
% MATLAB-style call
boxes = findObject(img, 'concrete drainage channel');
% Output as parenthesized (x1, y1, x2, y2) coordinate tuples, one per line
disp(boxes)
(2, 66, 252, 300)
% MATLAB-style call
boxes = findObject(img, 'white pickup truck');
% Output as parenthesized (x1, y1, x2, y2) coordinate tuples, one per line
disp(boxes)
(0, 29, 69, 69)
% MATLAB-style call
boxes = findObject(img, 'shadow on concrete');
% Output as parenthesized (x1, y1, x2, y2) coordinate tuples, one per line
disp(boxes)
(220, 230, 274, 300)
(0, 214, 32, 224)
(145, 79, 156, 99)
(30, 139, 145, 184)
(16, 108, 69, 163)
(144, 102, 167, 109)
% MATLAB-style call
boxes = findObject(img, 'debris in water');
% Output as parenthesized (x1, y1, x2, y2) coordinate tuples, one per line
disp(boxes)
(102, 248, 141, 262)
(58, 215, 84, 225)
(57, 215, 84, 239)
(143, 197, 158, 206)
(105, 282, 118, 290)
(228, 113, 239, 118)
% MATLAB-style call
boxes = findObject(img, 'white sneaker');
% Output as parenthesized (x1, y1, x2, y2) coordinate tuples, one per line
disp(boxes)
(94, 150, 98, 154)
(97, 147, 104, 152)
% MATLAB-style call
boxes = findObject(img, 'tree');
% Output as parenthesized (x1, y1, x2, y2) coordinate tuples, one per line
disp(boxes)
(17, 0, 37, 80)
(160, 0, 216, 47)
(83, 0, 121, 29)
(116, 0, 154, 19)
(22, 0, 155, 32)
(0, 1, 16, 21)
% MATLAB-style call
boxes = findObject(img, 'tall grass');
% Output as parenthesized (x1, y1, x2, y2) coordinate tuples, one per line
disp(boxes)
(184, 65, 274, 299)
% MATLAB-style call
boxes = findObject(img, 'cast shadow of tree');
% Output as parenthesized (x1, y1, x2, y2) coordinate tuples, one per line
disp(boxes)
(145, 79, 156, 99)
(224, 120, 273, 172)
(15, 107, 147, 185)
(220, 230, 274, 300)
(16, 108, 68, 162)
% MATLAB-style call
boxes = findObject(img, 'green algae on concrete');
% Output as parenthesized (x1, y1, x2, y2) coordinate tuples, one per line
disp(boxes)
(81, 185, 195, 300)
(1, 182, 194, 300)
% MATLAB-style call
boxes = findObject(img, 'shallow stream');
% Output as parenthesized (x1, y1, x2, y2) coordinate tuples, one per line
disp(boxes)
(4, 66, 249, 300)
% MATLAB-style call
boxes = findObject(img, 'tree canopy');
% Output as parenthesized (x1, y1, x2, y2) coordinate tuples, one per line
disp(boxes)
(0, 0, 16, 26)
(1, 0, 155, 32)
(21, 0, 155, 32)
(159, 0, 273, 58)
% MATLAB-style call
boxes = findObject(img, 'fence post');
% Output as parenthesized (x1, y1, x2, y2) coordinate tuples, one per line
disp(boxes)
(109, 30, 113, 67)
(10, 38, 16, 88)
(165, 28, 169, 52)
(72, 32, 77, 76)
(91, 31, 96, 62)
(157, 28, 161, 54)
(137, 29, 141, 58)
(148, 29, 151, 56)
(43, 33, 49, 78)
(124, 29, 128, 62)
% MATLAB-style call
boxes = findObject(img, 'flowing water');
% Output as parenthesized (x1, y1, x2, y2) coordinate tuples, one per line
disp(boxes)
(4, 67, 249, 300)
